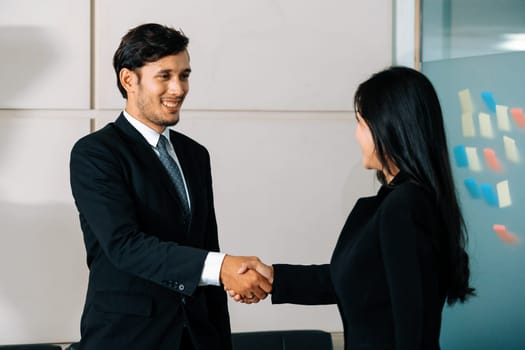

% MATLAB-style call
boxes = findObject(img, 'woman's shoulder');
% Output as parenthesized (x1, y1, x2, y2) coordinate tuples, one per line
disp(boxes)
(381, 180, 435, 215)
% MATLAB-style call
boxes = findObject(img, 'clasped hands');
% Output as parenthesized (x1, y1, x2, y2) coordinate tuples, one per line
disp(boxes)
(220, 255, 273, 304)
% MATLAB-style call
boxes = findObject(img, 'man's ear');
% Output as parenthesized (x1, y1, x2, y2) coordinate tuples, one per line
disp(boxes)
(119, 68, 137, 94)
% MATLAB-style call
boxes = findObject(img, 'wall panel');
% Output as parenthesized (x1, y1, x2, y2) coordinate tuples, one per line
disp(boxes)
(0, 0, 91, 109)
(94, 0, 392, 111)
(0, 114, 91, 344)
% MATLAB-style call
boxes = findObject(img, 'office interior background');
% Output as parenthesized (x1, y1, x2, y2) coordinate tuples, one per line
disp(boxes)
(0, 1, 523, 349)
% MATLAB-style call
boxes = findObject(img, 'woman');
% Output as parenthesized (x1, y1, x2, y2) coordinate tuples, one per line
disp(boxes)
(233, 66, 475, 350)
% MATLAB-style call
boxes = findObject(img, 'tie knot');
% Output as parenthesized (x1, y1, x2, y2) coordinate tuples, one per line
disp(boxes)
(157, 135, 170, 150)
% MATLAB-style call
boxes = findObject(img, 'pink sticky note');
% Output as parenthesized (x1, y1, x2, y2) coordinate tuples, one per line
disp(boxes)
(483, 148, 502, 172)
(510, 108, 525, 128)
(493, 224, 519, 244)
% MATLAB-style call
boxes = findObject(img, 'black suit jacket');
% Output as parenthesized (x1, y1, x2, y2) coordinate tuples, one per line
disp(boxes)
(272, 174, 447, 350)
(70, 114, 231, 350)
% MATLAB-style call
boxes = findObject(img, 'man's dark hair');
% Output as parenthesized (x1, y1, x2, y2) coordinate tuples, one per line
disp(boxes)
(113, 23, 189, 99)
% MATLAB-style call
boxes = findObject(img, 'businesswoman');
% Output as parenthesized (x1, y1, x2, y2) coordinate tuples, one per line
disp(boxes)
(233, 67, 475, 350)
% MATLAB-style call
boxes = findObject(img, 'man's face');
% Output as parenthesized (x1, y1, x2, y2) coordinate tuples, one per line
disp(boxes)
(123, 50, 191, 133)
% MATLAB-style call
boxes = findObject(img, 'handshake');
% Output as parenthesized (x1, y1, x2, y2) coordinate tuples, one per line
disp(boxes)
(219, 255, 273, 304)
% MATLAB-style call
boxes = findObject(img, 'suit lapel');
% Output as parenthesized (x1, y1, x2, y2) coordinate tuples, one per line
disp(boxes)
(113, 114, 189, 222)
(170, 130, 196, 229)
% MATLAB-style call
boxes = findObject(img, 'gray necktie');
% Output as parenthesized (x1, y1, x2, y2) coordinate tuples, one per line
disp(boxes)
(157, 135, 190, 217)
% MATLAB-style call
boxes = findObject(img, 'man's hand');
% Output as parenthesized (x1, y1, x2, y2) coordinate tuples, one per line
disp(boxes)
(220, 255, 272, 304)
(227, 259, 274, 304)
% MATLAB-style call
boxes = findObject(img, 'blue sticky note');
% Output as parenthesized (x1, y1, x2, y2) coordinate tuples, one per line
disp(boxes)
(480, 184, 499, 207)
(481, 92, 496, 113)
(453, 145, 468, 167)
(464, 178, 480, 198)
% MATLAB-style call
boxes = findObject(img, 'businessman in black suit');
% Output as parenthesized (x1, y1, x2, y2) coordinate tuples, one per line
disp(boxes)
(69, 23, 271, 350)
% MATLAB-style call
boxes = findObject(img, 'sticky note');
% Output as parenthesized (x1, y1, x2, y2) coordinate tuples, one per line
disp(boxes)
(496, 180, 512, 208)
(465, 147, 482, 171)
(453, 145, 469, 167)
(480, 184, 498, 207)
(503, 136, 520, 163)
(493, 224, 519, 244)
(483, 148, 502, 172)
(510, 108, 525, 128)
(496, 105, 511, 131)
(462, 112, 476, 137)
(458, 89, 474, 113)
(481, 92, 496, 113)
(464, 178, 480, 198)
(478, 113, 494, 138)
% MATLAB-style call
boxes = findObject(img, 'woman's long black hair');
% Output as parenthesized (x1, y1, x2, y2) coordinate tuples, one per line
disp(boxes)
(354, 66, 475, 304)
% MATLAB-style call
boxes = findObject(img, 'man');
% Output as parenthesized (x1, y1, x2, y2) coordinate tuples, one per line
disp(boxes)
(70, 23, 271, 350)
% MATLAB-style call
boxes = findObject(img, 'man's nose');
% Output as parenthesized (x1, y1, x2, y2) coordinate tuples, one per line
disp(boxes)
(168, 79, 186, 95)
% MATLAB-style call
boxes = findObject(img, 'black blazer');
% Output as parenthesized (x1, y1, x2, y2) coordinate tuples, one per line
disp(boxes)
(69, 114, 231, 350)
(272, 174, 447, 350)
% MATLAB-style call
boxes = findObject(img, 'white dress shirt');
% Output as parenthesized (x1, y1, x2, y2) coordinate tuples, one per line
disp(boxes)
(123, 111, 225, 286)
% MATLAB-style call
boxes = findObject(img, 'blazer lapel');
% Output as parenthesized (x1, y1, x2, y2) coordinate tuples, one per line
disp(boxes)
(169, 130, 196, 230)
(113, 114, 189, 222)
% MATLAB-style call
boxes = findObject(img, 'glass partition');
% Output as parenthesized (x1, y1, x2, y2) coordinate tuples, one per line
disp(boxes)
(421, 1, 525, 348)
(421, 0, 525, 62)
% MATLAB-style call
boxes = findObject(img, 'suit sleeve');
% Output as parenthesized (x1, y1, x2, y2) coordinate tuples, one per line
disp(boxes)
(271, 264, 336, 305)
(201, 149, 232, 349)
(70, 137, 208, 296)
(378, 187, 432, 349)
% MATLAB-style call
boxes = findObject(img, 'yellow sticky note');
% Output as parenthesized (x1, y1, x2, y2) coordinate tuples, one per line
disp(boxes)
(465, 147, 482, 171)
(478, 113, 494, 138)
(462, 112, 476, 137)
(496, 105, 511, 131)
(497, 180, 512, 208)
(503, 136, 520, 163)
(458, 89, 474, 113)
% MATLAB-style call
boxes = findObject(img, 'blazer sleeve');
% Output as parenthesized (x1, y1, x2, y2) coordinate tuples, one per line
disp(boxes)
(271, 264, 337, 305)
(378, 185, 434, 350)
(201, 150, 232, 349)
(70, 137, 208, 296)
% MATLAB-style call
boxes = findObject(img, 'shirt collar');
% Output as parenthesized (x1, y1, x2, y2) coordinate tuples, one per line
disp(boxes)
(123, 110, 171, 147)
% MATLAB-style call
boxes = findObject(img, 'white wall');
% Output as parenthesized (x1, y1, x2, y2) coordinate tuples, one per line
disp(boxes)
(93, 0, 392, 111)
(0, 112, 91, 344)
(0, 0, 91, 109)
(0, 0, 393, 344)
(394, 0, 416, 67)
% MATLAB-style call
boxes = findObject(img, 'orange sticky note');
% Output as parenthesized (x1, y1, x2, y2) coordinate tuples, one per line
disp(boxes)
(493, 224, 519, 244)
(483, 148, 502, 172)
(510, 108, 525, 128)
(493, 224, 506, 235)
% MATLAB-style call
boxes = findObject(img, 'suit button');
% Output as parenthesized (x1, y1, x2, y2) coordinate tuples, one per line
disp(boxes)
(178, 284, 185, 291)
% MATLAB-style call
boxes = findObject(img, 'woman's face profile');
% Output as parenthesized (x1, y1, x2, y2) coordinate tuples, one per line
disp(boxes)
(355, 112, 380, 171)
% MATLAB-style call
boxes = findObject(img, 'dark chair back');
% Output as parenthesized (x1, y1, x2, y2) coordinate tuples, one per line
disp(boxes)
(0, 345, 61, 350)
(232, 330, 333, 350)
